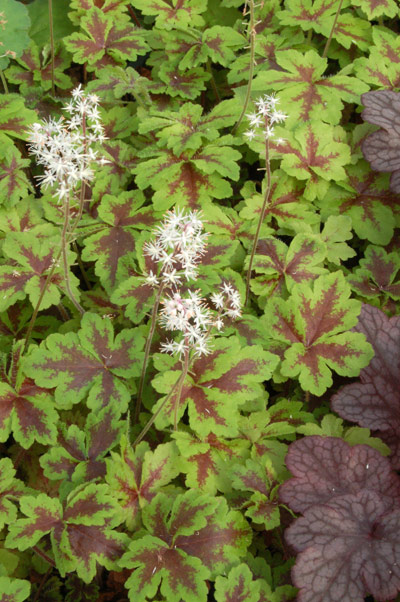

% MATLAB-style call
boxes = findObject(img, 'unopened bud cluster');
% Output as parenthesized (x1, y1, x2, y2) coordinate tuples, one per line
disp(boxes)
(27, 85, 108, 202)
(244, 94, 287, 143)
(143, 208, 209, 285)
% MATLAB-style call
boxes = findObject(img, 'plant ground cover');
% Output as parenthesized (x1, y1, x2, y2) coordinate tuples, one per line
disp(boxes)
(0, 0, 400, 600)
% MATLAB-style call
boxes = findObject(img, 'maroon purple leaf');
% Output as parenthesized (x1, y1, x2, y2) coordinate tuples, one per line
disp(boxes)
(286, 490, 400, 602)
(331, 304, 400, 468)
(279, 436, 400, 513)
(361, 90, 400, 193)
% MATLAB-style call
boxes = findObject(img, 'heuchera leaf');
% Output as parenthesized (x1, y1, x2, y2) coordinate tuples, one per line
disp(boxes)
(279, 436, 400, 513)
(286, 490, 400, 602)
(281, 436, 400, 601)
(5, 484, 128, 583)
(155, 63, 210, 100)
(361, 90, 400, 193)
(264, 272, 373, 395)
(81, 191, 156, 291)
(120, 490, 251, 602)
(40, 406, 123, 483)
(24, 312, 144, 412)
(348, 245, 400, 302)
(253, 49, 368, 126)
(105, 437, 180, 530)
(273, 123, 351, 201)
(151, 337, 279, 437)
(331, 304, 400, 468)
(64, 7, 148, 71)
(277, 0, 338, 33)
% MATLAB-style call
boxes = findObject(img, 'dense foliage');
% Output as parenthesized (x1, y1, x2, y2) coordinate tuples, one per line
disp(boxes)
(0, 0, 400, 600)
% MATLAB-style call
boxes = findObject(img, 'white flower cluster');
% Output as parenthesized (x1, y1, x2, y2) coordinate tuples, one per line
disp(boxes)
(244, 94, 287, 143)
(27, 85, 108, 202)
(159, 283, 242, 359)
(143, 208, 209, 286)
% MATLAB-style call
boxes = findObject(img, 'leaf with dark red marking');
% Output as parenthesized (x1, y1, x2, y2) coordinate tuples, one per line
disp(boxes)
(0, 95, 37, 141)
(352, 0, 398, 19)
(331, 305, 400, 468)
(232, 459, 280, 530)
(139, 100, 240, 155)
(5, 42, 72, 92)
(254, 49, 368, 126)
(264, 272, 373, 395)
(68, 0, 131, 25)
(0, 145, 32, 206)
(64, 7, 148, 70)
(250, 234, 326, 302)
(0, 231, 80, 312)
(272, 122, 351, 201)
(279, 436, 400, 513)
(317, 160, 399, 245)
(214, 564, 262, 602)
(0, 457, 26, 530)
(120, 491, 251, 601)
(151, 337, 279, 437)
(6, 484, 129, 583)
(286, 490, 400, 602)
(173, 430, 250, 495)
(110, 275, 155, 324)
(130, 0, 207, 30)
(348, 245, 400, 302)
(81, 191, 156, 291)
(24, 312, 144, 412)
(106, 437, 180, 529)
(0, 374, 58, 449)
(135, 144, 241, 210)
(156, 64, 210, 100)
(40, 406, 123, 483)
(239, 174, 317, 230)
(0, 576, 30, 601)
(278, 0, 338, 33)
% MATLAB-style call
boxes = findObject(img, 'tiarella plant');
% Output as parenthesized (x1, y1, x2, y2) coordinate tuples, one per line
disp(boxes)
(0, 0, 400, 601)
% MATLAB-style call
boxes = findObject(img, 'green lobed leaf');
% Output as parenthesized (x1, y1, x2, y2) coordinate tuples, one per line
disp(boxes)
(23, 312, 145, 412)
(263, 271, 374, 395)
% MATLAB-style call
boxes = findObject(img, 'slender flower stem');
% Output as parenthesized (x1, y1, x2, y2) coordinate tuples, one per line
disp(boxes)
(174, 344, 189, 430)
(245, 125, 271, 305)
(61, 193, 84, 315)
(322, 0, 344, 58)
(48, 0, 55, 95)
(134, 282, 165, 423)
(23, 250, 61, 353)
(133, 372, 183, 446)
(232, 0, 256, 133)
(0, 70, 8, 94)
